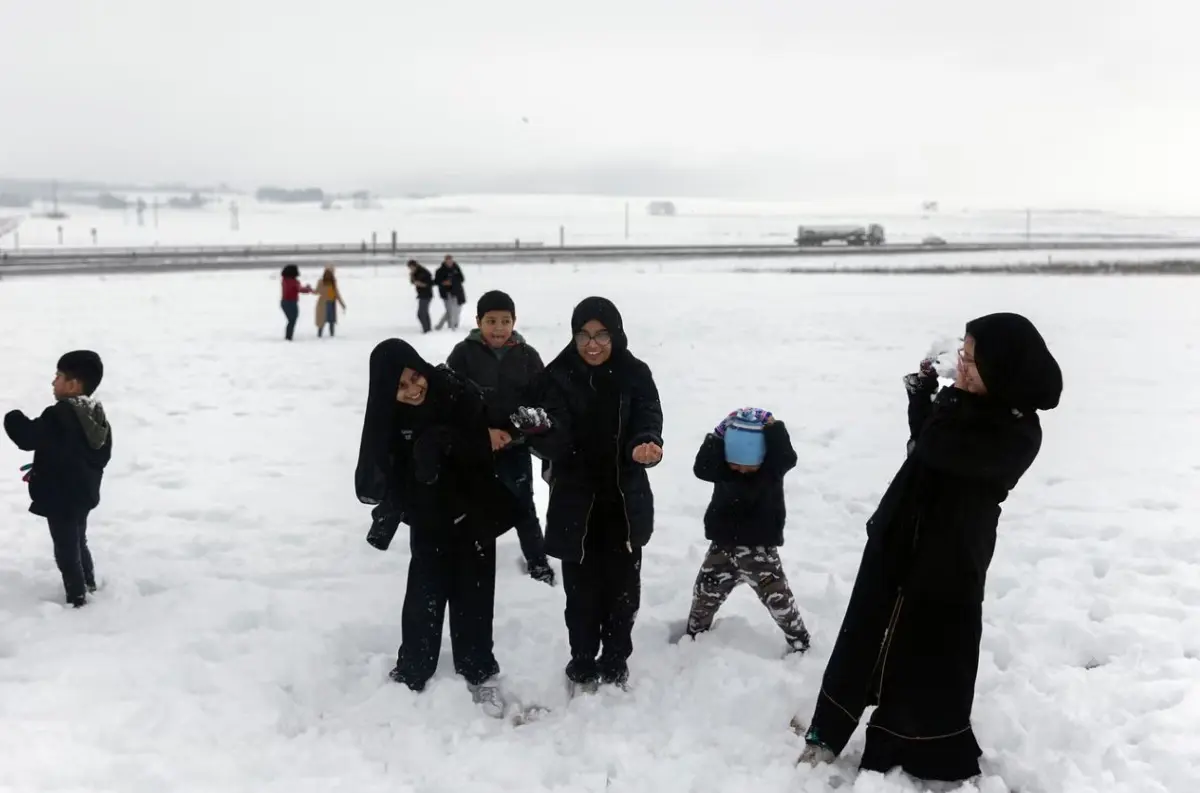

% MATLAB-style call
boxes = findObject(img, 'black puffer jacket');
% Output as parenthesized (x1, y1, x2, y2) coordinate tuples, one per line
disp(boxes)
(528, 298, 663, 563)
(693, 420, 798, 548)
(446, 329, 545, 433)
(4, 398, 112, 518)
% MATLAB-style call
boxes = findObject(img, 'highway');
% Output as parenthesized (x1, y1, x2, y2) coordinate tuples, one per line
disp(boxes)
(3, 238, 1200, 277)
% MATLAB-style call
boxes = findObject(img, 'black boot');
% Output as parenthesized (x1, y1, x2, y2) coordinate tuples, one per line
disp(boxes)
(389, 664, 426, 692)
(598, 657, 629, 689)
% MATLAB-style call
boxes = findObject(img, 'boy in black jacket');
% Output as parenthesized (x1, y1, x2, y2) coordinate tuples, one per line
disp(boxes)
(684, 407, 810, 653)
(4, 350, 113, 608)
(446, 290, 554, 585)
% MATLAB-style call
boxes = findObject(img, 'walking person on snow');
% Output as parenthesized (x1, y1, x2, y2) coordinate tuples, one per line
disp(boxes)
(434, 255, 466, 331)
(524, 297, 664, 693)
(407, 259, 434, 333)
(798, 313, 1062, 783)
(354, 339, 520, 717)
(679, 407, 811, 654)
(279, 264, 315, 341)
(314, 267, 347, 338)
(447, 290, 555, 585)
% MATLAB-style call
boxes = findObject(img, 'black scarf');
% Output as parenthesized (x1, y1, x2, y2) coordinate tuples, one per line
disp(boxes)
(355, 339, 442, 505)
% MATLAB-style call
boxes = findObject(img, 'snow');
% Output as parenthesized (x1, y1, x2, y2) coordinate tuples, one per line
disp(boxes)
(6, 192, 1200, 250)
(1, 264, 1197, 793)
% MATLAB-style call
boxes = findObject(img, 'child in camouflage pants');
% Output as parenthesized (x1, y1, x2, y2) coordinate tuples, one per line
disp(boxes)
(685, 408, 811, 653)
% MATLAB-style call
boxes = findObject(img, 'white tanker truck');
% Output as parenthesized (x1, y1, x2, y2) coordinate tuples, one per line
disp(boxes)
(795, 223, 886, 247)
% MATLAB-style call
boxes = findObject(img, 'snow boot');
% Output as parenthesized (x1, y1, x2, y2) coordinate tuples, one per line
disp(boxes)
(388, 665, 426, 692)
(599, 658, 629, 690)
(467, 678, 506, 719)
(566, 658, 600, 697)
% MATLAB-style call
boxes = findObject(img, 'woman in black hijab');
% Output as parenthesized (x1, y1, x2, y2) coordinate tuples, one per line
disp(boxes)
(526, 297, 664, 693)
(355, 339, 518, 716)
(798, 313, 1063, 782)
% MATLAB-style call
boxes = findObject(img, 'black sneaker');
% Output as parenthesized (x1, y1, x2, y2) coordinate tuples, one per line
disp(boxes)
(527, 558, 556, 586)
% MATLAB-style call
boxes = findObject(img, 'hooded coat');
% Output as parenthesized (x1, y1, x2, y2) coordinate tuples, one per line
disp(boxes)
(4, 397, 113, 517)
(354, 339, 518, 544)
(806, 312, 1062, 782)
(526, 297, 663, 562)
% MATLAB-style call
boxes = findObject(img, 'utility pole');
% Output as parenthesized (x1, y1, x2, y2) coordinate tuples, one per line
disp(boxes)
(1025, 208, 1032, 243)
(624, 202, 629, 241)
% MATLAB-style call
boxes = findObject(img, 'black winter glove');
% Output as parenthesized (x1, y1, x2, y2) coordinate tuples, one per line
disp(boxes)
(366, 503, 405, 551)
(904, 358, 939, 396)
(510, 406, 553, 435)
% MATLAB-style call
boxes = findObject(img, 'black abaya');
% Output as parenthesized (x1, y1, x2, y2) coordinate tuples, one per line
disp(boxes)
(805, 313, 1062, 782)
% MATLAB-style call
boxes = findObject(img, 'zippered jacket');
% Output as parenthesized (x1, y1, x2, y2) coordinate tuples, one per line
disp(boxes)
(527, 344, 663, 563)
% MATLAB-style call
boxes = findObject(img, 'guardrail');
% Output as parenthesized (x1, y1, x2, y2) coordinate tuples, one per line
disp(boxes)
(0, 239, 546, 263)
(5, 239, 1200, 278)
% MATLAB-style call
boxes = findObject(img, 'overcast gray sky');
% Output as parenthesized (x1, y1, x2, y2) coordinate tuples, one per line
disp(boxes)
(1, 0, 1197, 208)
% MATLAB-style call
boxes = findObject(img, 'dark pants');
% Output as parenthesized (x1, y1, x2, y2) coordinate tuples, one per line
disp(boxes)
(319, 301, 336, 337)
(494, 448, 545, 563)
(561, 535, 641, 681)
(687, 543, 809, 647)
(281, 300, 299, 340)
(416, 297, 432, 333)
(394, 533, 500, 689)
(47, 513, 94, 602)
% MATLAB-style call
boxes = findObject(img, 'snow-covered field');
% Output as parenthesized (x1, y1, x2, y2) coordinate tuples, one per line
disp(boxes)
(6, 192, 1200, 250)
(1, 265, 1197, 793)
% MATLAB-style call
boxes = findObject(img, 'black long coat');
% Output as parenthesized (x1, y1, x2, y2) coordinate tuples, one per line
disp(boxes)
(807, 384, 1043, 781)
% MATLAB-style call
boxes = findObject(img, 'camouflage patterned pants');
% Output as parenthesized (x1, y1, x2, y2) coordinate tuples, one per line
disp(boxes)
(686, 543, 810, 650)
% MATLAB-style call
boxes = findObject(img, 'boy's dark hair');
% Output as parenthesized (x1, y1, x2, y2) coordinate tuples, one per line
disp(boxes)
(58, 350, 104, 396)
(281, 264, 299, 278)
(477, 290, 515, 319)
(406, 259, 419, 267)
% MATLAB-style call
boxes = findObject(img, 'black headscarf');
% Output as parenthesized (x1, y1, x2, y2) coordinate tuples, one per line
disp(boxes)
(557, 296, 629, 365)
(355, 339, 438, 505)
(965, 313, 1062, 411)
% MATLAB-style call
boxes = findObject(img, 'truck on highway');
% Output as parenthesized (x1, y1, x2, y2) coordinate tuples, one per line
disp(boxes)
(795, 223, 886, 247)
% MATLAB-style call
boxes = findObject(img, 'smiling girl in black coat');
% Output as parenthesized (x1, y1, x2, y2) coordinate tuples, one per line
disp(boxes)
(525, 297, 664, 692)
(798, 313, 1063, 783)
(355, 339, 519, 717)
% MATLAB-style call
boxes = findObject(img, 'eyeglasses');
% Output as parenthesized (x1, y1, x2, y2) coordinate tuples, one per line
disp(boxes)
(574, 330, 612, 346)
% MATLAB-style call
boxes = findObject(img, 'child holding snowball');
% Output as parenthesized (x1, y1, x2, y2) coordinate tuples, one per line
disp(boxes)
(682, 407, 811, 653)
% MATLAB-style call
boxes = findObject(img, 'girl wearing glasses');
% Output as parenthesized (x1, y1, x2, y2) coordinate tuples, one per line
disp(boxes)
(799, 313, 1062, 783)
(526, 297, 664, 694)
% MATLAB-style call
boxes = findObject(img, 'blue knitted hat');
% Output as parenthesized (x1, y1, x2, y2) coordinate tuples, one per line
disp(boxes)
(724, 412, 767, 466)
